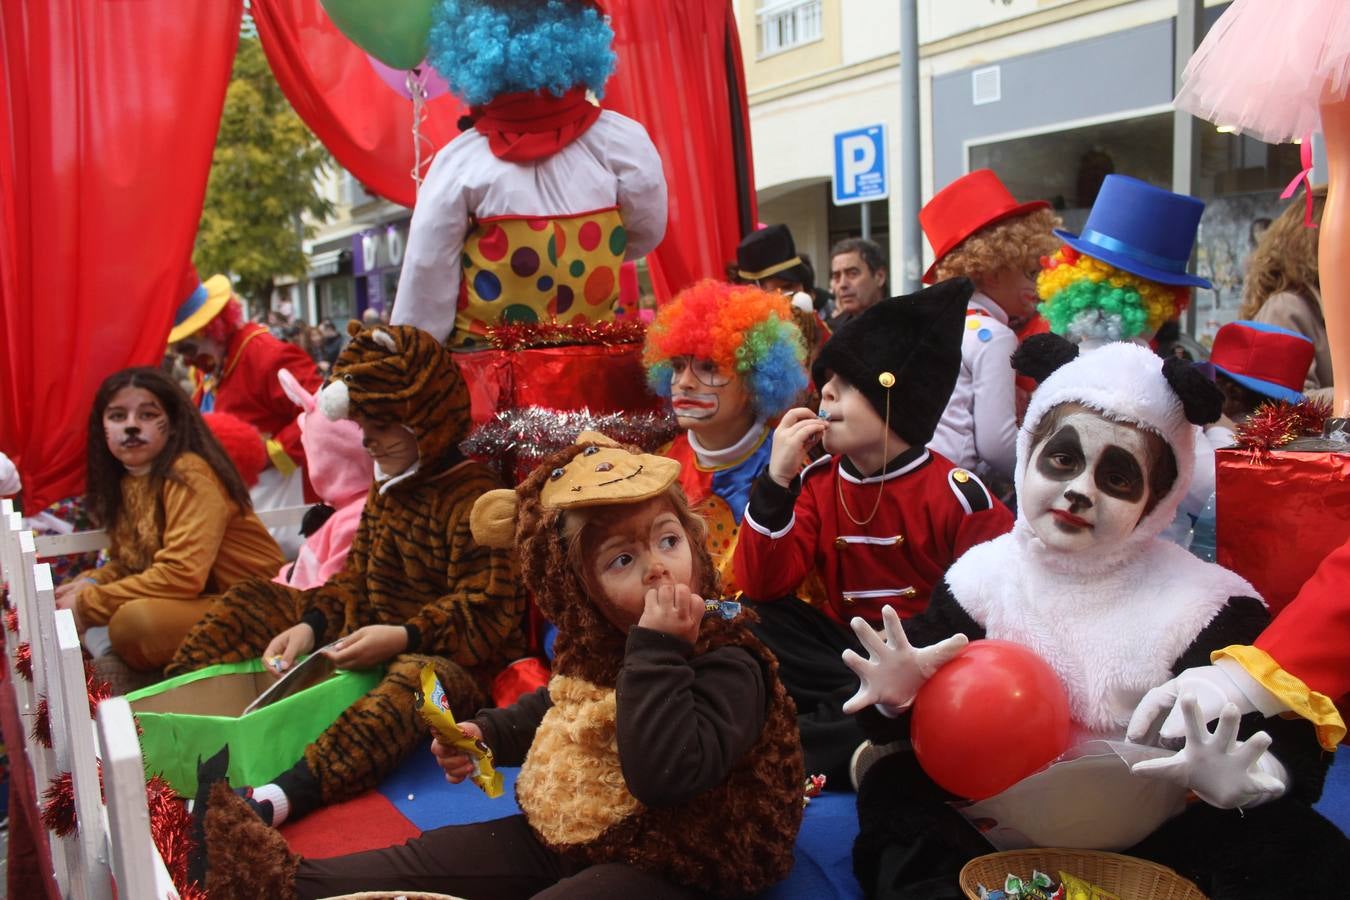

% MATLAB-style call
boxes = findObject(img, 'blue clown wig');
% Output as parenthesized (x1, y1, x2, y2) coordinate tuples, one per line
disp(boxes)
(643, 280, 809, 421)
(428, 0, 616, 106)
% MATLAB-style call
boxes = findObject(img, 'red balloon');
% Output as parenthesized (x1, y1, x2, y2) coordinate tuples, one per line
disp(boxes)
(911, 639, 1071, 800)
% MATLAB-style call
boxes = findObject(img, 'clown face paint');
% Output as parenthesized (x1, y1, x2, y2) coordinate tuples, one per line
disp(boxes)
(1022, 411, 1155, 554)
(103, 387, 171, 473)
(669, 356, 755, 450)
(172, 332, 226, 374)
(979, 266, 1041, 330)
(587, 498, 695, 633)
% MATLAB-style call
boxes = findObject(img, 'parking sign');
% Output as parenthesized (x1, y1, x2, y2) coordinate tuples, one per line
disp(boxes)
(832, 125, 888, 205)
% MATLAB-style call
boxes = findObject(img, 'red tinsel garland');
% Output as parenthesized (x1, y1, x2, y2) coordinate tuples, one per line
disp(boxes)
(41, 770, 204, 897)
(86, 672, 114, 710)
(146, 775, 201, 896)
(486, 318, 647, 351)
(5, 605, 18, 634)
(32, 694, 52, 748)
(34, 659, 198, 896)
(1235, 399, 1331, 462)
(16, 641, 32, 680)
(40, 770, 85, 837)
(32, 674, 114, 749)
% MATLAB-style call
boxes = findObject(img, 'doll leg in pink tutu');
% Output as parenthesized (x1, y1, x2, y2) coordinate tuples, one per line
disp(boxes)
(1319, 93, 1350, 420)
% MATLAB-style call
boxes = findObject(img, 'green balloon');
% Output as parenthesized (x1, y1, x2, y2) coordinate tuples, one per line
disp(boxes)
(321, 0, 436, 71)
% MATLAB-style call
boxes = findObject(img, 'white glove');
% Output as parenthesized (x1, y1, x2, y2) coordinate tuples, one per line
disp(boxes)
(1130, 695, 1288, 809)
(841, 605, 969, 717)
(1127, 660, 1285, 746)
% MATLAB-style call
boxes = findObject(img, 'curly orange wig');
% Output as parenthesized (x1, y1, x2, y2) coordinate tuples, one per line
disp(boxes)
(931, 208, 1061, 283)
(643, 280, 807, 418)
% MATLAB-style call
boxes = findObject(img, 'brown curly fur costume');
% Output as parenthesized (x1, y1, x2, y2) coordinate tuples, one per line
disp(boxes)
(169, 324, 526, 803)
(509, 439, 805, 897)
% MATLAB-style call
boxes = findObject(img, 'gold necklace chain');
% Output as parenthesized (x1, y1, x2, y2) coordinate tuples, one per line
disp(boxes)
(837, 376, 893, 527)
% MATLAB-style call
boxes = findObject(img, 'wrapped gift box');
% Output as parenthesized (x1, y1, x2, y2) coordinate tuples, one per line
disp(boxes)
(127, 658, 381, 795)
(453, 343, 661, 426)
(1216, 447, 1350, 616)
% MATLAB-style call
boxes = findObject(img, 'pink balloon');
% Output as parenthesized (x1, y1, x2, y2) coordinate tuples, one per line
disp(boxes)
(366, 55, 449, 101)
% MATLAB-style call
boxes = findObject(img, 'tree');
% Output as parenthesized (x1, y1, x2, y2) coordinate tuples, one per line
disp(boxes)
(194, 37, 333, 306)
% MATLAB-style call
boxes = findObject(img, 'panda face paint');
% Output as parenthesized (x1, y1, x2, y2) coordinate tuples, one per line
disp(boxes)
(1022, 411, 1153, 554)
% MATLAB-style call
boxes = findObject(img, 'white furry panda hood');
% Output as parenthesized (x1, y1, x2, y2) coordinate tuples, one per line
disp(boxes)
(946, 337, 1258, 733)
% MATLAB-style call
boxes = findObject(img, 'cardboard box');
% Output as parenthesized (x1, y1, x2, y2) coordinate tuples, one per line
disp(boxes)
(127, 658, 382, 795)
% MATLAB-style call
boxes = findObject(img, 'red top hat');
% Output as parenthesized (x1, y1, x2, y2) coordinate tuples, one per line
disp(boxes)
(919, 169, 1050, 284)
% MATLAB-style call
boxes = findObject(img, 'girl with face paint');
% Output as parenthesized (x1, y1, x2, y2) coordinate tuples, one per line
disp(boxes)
(843, 339, 1349, 897)
(1021, 404, 1174, 556)
(54, 368, 283, 688)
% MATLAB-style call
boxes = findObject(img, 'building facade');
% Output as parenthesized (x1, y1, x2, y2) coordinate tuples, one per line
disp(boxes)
(288, 167, 412, 328)
(738, 0, 1303, 346)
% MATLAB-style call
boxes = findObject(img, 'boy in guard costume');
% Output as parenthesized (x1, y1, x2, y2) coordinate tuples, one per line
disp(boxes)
(733, 278, 1014, 784)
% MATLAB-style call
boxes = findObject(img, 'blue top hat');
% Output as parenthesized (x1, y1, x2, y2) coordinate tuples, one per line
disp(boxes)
(1054, 175, 1212, 289)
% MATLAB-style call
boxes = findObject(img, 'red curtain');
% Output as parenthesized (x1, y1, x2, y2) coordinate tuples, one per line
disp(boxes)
(0, 0, 752, 512)
(0, 0, 243, 513)
(252, 0, 755, 300)
(604, 0, 757, 299)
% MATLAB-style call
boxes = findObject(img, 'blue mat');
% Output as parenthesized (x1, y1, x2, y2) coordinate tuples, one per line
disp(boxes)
(375, 743, 1345, 898)
(1314, 747, 1350, 837)
(381, 750, 862, 899)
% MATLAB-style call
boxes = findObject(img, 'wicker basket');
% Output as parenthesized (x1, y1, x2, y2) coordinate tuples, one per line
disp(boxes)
(959, 848, 1206, 899)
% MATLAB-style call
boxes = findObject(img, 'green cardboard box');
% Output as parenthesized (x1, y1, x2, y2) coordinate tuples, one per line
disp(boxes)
(127, 657, 381, 795)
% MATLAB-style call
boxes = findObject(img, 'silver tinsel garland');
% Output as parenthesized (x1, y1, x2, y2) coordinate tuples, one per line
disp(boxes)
(461, 406, 680, 480)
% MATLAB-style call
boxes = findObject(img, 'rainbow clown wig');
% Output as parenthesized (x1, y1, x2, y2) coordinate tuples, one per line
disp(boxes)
(427, 0, 616, 106)
(644, 280, 808, 420)
(1036, 246, 1190, 345)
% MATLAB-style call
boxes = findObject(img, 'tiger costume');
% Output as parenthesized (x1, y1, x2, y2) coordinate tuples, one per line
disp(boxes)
(169, 323, 526, 816)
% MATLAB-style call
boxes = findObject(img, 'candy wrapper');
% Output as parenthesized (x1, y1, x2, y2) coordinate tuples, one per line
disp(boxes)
(1057, 871, 1119, 900)
(417, 665, 504, 799)
(703, 597, 743, 620)
(978, 870, 1063, 900)
(801, 773, 827, 807)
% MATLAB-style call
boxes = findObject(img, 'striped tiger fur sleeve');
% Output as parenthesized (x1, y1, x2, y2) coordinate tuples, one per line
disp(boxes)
(401, 468, 526, 667)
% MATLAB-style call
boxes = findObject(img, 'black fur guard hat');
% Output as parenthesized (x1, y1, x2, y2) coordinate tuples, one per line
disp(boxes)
(813, 277, 972, 446)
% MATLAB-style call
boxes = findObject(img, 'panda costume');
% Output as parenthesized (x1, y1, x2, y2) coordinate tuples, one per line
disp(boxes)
(846, 335, 1348, 899)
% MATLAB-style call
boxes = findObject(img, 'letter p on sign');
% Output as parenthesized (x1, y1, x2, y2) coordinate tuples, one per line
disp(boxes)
(832, 124, 887, 206)
(841, 136, 876, 195)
